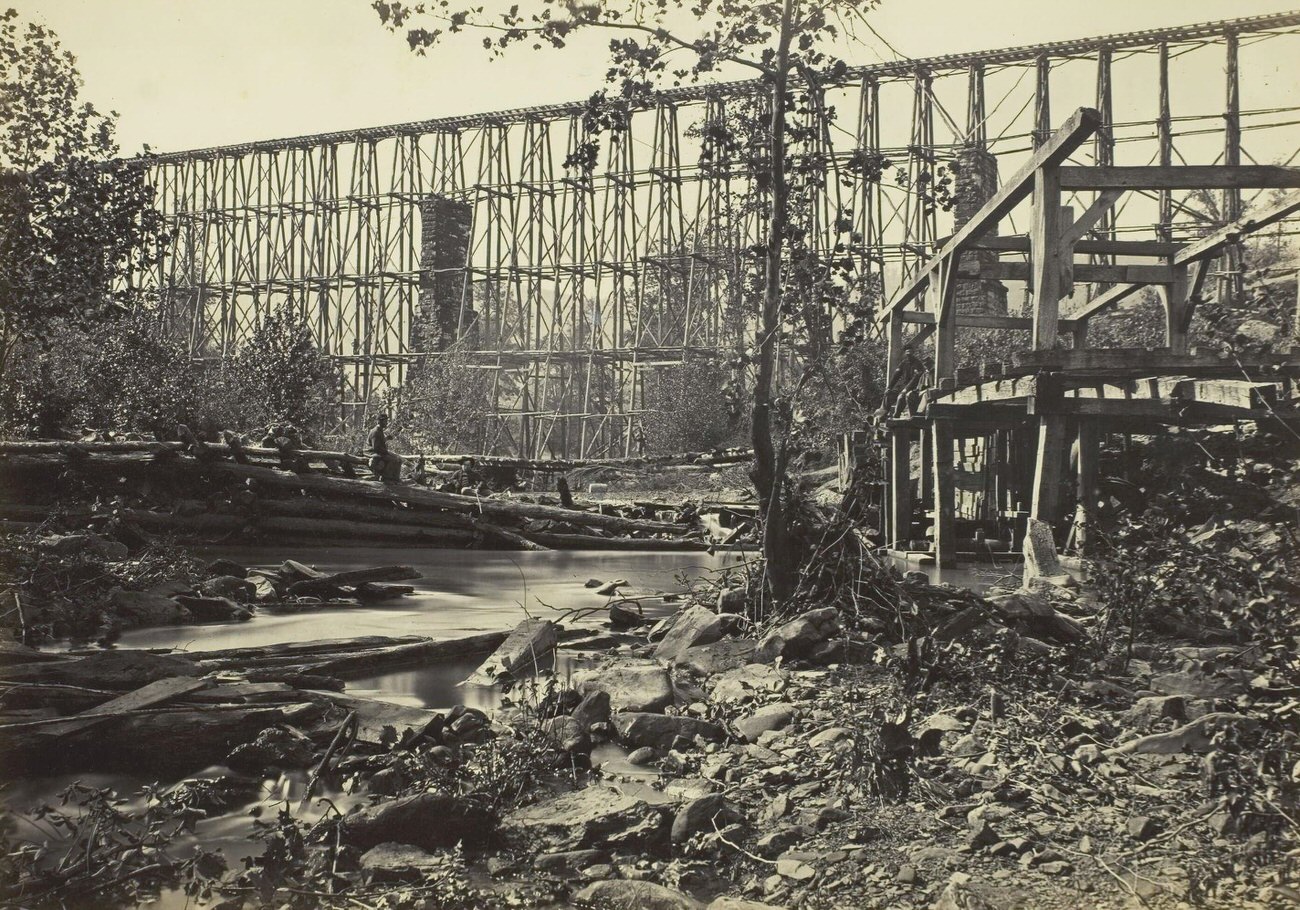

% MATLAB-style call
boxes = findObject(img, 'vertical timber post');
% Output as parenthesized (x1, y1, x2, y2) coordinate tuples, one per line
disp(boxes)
(1031, 414, 1068, 523)
(1030, 158, 1065, 532)
(1222, 32, 1243, 302)
(1033, 56, 1051, 149)
(886, 313, 912, 550)
(930, 261, 957, 568)
(1162, 262, 1191, 354)
(1031, 165, 1062, 350)
(932, 420, 957, 569)
(1156, 42, 1173, 242)
(1075, 419, 1100, 555)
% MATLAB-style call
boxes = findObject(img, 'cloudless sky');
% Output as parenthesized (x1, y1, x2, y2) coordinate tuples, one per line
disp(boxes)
(16, 0, 1300, 155)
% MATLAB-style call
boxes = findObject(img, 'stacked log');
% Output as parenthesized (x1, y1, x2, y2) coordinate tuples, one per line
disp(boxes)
(0, 444, 726, 551)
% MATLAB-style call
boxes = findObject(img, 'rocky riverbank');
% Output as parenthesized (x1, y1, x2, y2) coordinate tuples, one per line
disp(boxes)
(2, 558, 1294, 909)
(2, 427, 1296, 908)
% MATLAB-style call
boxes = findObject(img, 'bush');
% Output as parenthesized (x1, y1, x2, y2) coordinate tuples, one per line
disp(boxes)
(393, 343, 496, 454)
(224, 306, 340, 443)
(640, 358, 746, 454)
(0, 305, 340, 442)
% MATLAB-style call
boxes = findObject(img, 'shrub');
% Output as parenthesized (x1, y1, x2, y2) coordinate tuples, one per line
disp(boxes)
(393, 343, 496, 454)
(225, 306, 340, 443)
(640, 358, 746, 454)
(0, 305, 341, 442)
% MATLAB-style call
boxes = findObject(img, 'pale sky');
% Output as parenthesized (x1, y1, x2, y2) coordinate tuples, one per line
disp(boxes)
(16, 0, 1300, 156)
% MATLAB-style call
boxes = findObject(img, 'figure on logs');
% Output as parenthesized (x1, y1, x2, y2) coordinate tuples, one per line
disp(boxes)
(367, 412, 404, 482)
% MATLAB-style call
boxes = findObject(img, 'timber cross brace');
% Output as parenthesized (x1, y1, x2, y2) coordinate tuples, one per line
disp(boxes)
(875, 107, 1300, 570)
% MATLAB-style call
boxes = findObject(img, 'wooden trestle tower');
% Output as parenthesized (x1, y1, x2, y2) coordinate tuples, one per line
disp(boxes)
(877, 108, 1300, 569)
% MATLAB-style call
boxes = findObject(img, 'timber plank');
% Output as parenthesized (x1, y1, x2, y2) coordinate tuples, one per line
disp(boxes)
(34, 676, 210, 739)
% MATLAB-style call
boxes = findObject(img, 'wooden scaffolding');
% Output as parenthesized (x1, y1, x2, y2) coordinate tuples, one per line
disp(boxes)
(876, 108, 1300, 569)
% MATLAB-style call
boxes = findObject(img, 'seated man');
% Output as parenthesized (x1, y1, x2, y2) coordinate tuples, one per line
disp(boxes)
(367, 413, 404, 482)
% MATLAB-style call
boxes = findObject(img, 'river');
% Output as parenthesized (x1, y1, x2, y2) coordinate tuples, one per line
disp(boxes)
(8, 545, 1013, 905)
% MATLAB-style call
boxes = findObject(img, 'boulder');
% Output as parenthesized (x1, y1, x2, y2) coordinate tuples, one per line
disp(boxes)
(38, 533, 128, 560)
(109, 589, 190, 627)
(613, 713, 726, 750)
(358, 842, 447, 883)
(710, 663, 787, 703)
(627, 746, 657, 765)
(200, 575, 258, 601)
(543, 715, 591, 753)
(1150, 672, 1235, 700)
(677, 639, 758, 676)
(574, 880, 703, 910)
(735, 703, 797, 743)
(502, 783, 665, 851)
(807, 727, 854, 751)
(576, 660, 674, 713)
(338, 793, 495, 851)
(653, 606, 724, 662)
(322, 693, 442, 747)
(716, 588, 748, 614)
(206, 558, 250, 578)
(534, 849, 609, 876)
(754, 608, 840, 663)
(173, 595, 252, 623)
(1125, 695, 1187, 728)
(572, 689, 611, 729)
(610, 602, 648, 629)
(671, 794, 744, 845)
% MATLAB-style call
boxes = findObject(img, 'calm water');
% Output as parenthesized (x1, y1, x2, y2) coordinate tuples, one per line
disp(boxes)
(9, 546, 1005, 906)
(113, 546, 750, 710)
(7, 548, 751, 907)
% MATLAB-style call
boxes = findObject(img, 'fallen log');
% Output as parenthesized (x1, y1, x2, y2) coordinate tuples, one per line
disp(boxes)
(462, 619, 558, 687)
(305, 632, 508, 678)
(120, 509, 480, 546)
(524, 531, 710, 551)
(425, 446, 754, 473)
(174, 635, 431, 665)
(237, 497, 476, 530)
(1, 453, 690, 537)
(181, 632, 510, 680)
(23, 676, 211, 739)
(0, 701, 325, 775)
(472, 519, 551, 551)
(0, 439, 370, 468)
(286, 565, 420, 598)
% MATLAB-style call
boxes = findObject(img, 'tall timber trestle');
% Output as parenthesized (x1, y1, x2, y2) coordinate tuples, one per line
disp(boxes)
(140, 11, 1300, 458)
(877, 108, 1300, 569)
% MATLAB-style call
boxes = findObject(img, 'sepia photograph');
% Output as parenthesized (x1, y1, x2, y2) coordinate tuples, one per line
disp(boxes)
(1, 0, 1298, 907)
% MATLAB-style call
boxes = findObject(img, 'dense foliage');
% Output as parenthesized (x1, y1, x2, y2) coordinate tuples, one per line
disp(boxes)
(0, 10, 164, 380)
(391, 343, 496, 454)
(1, 306, 340, 442)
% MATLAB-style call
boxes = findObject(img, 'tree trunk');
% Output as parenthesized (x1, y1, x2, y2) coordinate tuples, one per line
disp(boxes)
(751, 0, 798, 605)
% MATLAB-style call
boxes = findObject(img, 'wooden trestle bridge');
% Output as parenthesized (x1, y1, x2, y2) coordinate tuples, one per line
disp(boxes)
(140, 11, 1300, 460)
(877, 108, 1300, 569)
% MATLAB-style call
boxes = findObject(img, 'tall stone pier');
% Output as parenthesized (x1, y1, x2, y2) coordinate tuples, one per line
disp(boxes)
(415, 196, 474, 351)
(952, 147, 1008, 316)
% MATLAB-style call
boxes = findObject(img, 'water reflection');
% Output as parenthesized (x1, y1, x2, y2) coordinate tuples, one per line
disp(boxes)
(114, 547, 746, 653)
